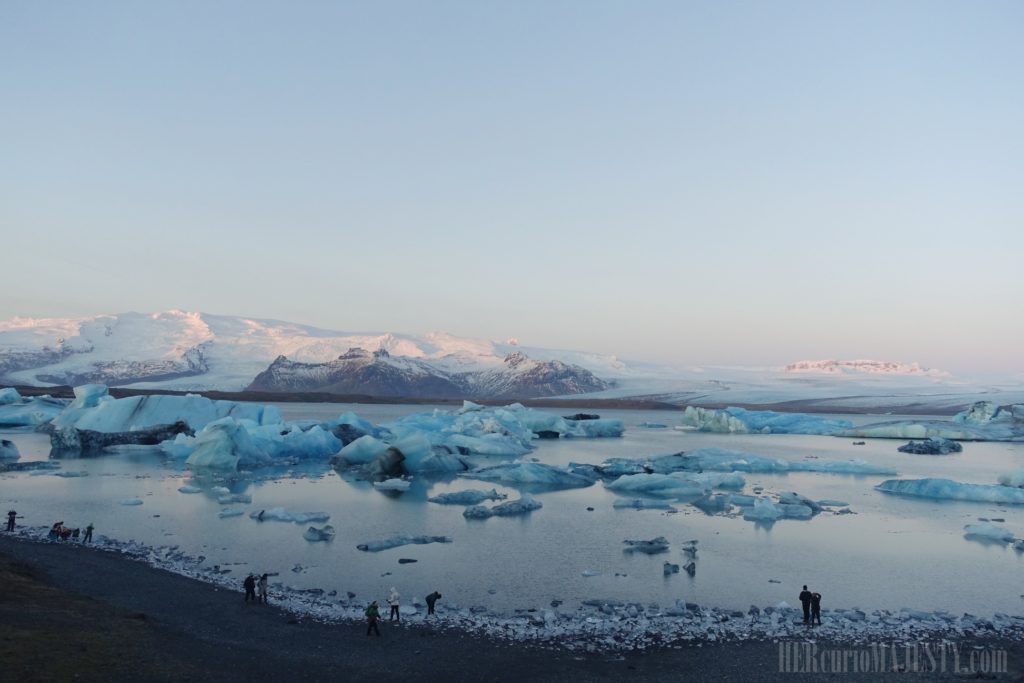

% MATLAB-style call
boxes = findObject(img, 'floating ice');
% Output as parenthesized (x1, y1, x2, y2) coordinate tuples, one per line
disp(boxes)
(0, 387, 21, 404)
(963, 523, 1014, 543)
(876, 478, 1024, 504)
(998, 470, 1024, 488)
(51, 385, 282, 453)
(249, 507, 330, 524)
(0, 439, 19, 461)
(897, 438, 963, 455)
(218, 508, 244, 518)
(303, 524, 336, 542)
(605, 473, 709, 498)
(119, 498, 144, 506)
(646, 448, 896, 476)
(622, 537, 670, 554)
(356, 535, 452, 552)
(461, 461, 598, 489)
(679, 406, 852, 435)
(217, 493, 252, 505)
(840, 403, 1024, 442)
(428, 489, 507, 505)
(373, 478, 412, 491)
(334, 435, 390, 465)
(181, 418, 341, 470)
(692, 494, 731, 513)
(0, 394, 67, 428)
(177, 485, 202, 494)
(612, 498, 677, 511)
(463, 493, 542, 519)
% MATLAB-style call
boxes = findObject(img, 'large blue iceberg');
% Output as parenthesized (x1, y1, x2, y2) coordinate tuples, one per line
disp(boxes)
(841, 401, 1024, 442)
(0, 388, 68, 428)
(679, 406, 853, 435)
(876, 478, 1024, 504)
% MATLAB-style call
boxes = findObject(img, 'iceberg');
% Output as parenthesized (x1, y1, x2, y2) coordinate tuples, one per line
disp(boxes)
(50, 385, 282, 453)
(218, 508, 244, 518)
(0, 394, 68, 428)
(177, 485, 202, 494)
(356, 534, 453, 552)
(679, 406, 852, 435)
(897, 438, 963, 455)
(613, 498, 677, 510)
(181, 418, 341, 470)
(841, 404, 1024, 442)
(334, 435, 391, 466)
(427, 489, 507, 505)
(998, 470, 1024, 488)
(691, 494, 732, 513)
(249, 507, 330, 524)
(217, 493, 252, 505)
(963, 523, 1014, 543)
(622, 537, 670, 554)
(0, 387, 21, 404)
(119, 498, 144, 506)
(876, 479, 1024, 504)
(460, 461, 598, 490)
(0, 439, 19, 461)
(463, 493, 542, 519)
(604, 473, 711, 498)
(373, 478, 412, 491)
(303, 524, 336, 542)
(646, 448, 896, 476)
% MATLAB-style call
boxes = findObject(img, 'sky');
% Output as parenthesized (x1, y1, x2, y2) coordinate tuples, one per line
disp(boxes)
(1, 1, 1022, 375)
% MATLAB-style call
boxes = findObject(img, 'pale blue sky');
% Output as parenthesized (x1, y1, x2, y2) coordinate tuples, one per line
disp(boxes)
(2, 1, 1022, 374)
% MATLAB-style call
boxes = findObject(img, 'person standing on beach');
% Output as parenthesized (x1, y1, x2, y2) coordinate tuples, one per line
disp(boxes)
(425, 591, 441, 615)
(243, 574, 257, 603)
(258, 574, 269, 604)
(365, 601, 382, 636)
(83, 523, 94, 543)
(799, 585, 813, 625)
(811, 592, 822, 625)
(387, 587, 400, 622)
(6, 509, 16, 532)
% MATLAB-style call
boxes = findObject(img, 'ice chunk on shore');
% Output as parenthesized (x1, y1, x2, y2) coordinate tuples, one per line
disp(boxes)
(0, 439, 19, 461)
(356, 535, 452, 552)
(463, 494, 542, 519)
(428, 489, 507, 505)
(249, 507, 330, 524)
(303, 524, 336, 542)
(461, 461, 598, 489)
(876, 478, 1024, 504)
(963, 523, 1014, 543)
(680, 406, 852, 435)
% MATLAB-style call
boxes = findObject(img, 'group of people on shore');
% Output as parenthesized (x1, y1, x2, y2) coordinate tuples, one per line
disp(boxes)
(243, 573, 270, 604)
(363, 589, 442, 636)
(798, 585, 823, 625)
(5, 510, 94, 543)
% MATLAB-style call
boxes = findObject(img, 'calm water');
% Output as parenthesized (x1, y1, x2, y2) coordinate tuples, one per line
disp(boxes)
(3, 403, 1024, 616)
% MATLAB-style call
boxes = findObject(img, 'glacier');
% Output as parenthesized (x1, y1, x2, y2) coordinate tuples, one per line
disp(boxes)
(876, 478, 1024, 504)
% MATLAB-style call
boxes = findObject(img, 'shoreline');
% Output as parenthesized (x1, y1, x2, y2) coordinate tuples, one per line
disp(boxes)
(2, 533, 1018, 681)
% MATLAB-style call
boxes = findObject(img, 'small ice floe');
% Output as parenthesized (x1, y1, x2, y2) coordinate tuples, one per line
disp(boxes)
(613, 498, 677, 511)
(249, 508, 330, 524)
(43, 470, 89, 478)
(963, 522, 1015, 543)
(682, 540, 698, 559)
(373, 478, 412, 491)
(663, 562, 680, 575)
(897, 438, 963, 455)
(303, 525, 335, 542)
(218, 493, 252, 505)
(582, 569, 601, 577)
(463, 494, 541, 519)
(683, 561, 696, 576)
(211, 486, 231, 495)
(218, 508, 244, 518)
(356, 535, 452, 552)
(622, 537, 670, 554)
(119, 498, 144, 506)
(178, 485, 202, 494)
(427, 489, 506, 505)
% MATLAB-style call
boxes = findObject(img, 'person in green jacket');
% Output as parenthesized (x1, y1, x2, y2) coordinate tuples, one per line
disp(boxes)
(365, 601, 381, 637)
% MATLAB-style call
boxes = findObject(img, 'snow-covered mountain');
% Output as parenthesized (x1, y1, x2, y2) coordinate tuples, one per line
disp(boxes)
(0, 311, 624, 397)
(247, 348, 611, 399)
(3, 310, 1021, 411)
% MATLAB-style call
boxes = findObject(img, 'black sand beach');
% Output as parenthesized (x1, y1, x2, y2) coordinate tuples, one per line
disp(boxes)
(1, 535, 1017, 682)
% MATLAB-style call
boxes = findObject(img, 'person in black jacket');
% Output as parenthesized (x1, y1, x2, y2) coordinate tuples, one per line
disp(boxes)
(811, 592, 822, 625)
(425, 591, 442, 615)
(243, 574, 257, 603)
(799, 585, 813, 625)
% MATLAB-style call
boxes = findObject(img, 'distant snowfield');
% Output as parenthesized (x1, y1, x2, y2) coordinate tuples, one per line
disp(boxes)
(2, 310, 1022, 412)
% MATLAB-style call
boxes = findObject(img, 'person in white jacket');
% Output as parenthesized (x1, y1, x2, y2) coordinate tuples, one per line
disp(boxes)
(387, 587, 400, 622)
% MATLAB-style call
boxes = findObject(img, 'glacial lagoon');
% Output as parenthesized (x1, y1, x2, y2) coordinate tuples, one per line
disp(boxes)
(4, 402, 1024, 619)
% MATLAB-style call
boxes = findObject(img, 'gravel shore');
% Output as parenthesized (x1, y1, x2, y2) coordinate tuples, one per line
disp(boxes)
(1, 535, 1019, 682)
